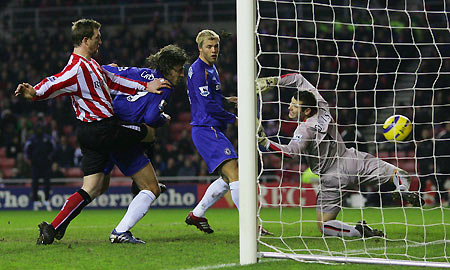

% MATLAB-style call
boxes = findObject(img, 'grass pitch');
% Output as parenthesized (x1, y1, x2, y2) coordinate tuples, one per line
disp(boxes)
(0, 208, 448, 270)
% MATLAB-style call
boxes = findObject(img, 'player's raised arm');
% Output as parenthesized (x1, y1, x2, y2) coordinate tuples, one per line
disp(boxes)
(258, 73, 328, 109)
(256, 76, 279, 93)
(102, 65, 170, 95)
(279, 73, 328, 108)
(15, 83, 36, 100)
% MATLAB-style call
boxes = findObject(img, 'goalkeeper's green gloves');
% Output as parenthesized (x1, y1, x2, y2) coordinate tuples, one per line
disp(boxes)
(257, 120, 269, 148)
(256, 76, 279, 93)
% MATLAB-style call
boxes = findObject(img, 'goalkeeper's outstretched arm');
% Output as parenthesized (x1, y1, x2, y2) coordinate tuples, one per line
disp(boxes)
(257, 120, 305, 159)
(256, 73, 328, 109)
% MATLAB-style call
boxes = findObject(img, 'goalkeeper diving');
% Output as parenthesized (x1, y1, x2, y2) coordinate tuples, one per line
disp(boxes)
(257, 73, 424, 238)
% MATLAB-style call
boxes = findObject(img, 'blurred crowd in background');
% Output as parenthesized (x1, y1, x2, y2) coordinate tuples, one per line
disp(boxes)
(0, 0, 448, 203)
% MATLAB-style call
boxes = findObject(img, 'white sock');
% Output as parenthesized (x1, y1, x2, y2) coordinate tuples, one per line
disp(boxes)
(115, 190, 155, 233)
(323, 220, 360, 237)
(393, 170, 408, 191)
(229, 181, 239, 209)
(192, 177, 229, 218)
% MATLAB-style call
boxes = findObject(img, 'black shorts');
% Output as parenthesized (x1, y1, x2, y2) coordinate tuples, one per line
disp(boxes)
(76, 116, 148, 176)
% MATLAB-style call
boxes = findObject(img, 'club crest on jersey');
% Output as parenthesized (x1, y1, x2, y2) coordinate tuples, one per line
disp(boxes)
(215, 85, 220, 91)
(224, 148, 232, 155)
(199, 86, 210, 96)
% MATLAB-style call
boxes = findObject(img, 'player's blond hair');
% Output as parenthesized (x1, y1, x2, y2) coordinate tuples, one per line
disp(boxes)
(196, 30, 220, 48)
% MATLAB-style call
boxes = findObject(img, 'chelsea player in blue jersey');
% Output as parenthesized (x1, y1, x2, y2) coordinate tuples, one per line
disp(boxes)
(184, 30, 270, 235)
(102, 45, 187, 243)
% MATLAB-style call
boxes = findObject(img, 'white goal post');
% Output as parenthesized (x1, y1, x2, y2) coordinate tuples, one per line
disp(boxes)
(238, 0, 450, 267)
(237, 0, 258, 265)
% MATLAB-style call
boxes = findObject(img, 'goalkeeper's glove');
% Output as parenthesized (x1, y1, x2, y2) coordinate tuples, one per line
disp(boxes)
(256, 76, 279, 93)
(257, 121, 269, 148)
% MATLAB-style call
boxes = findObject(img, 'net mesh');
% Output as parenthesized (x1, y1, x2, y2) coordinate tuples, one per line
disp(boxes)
(255, 0, 450, 265)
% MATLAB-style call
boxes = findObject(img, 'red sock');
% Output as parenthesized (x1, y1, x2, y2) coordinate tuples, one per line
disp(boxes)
(51, 189, 91, 230)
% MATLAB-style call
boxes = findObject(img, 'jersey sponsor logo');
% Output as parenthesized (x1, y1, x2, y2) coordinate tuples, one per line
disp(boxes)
(224, 148, 232, 155)
(140, 71, 155, 81)
(293, 134, 303, 142)
(94, 81, 101, 89)
(118, 67, 129, 71)
(199, 86, 210, 97)
(188, 66, 193, 79)
(127, 91, 148, 102)
(121, 124, 141, 132)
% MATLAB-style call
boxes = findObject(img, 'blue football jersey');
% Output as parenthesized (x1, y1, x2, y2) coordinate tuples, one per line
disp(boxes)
(102, 65, 173, 128)
(186, 58, 236, 131)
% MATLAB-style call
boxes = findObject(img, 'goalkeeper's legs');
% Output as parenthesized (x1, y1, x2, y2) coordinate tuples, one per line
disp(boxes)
(317, 211, 359, 237)
(317, 211, 383, 238)
(112, 162, 160, 240)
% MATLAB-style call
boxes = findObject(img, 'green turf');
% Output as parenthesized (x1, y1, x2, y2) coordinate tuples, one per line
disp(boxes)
(0, 208, 448, 270)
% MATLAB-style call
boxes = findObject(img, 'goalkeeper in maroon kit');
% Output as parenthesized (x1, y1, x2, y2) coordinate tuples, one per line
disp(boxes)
(257, 73, 423, 238)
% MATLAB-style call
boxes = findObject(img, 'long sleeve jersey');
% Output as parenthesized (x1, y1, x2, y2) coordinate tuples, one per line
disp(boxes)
(264, 73, 347, 175)
(187, 57, 236, 132)
(33, 53, 147, 122)
(102, 65, 172, 128)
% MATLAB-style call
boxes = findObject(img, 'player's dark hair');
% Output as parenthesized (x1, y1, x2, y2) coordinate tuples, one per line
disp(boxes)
(146, 45, 188, 77)
(71, 19, 101, 47)
(295, 91, 318, 116)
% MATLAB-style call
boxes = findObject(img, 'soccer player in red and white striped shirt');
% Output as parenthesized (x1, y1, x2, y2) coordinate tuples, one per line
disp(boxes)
(15, 19, 171, 245)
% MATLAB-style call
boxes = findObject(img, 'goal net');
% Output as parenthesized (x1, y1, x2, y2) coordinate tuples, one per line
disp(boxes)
(252, 0, 450, 267)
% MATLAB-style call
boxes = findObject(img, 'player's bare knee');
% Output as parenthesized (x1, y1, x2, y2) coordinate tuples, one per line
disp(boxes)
(136, 179, 160, 197)
(82, 185, 102, 199)
(141, 184, 160, 198)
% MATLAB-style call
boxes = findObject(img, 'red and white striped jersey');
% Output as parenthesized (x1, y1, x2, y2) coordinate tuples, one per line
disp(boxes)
(33, 53, 147, 122)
